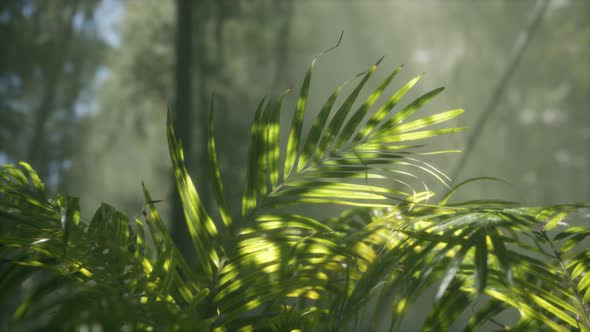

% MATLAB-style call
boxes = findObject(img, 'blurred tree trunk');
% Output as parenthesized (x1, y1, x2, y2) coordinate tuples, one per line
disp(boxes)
(195, 2, 216, 216)
(170, 0, 299, 254)
(26, 4, 76, 179)
(171, 0, 195, 256)
(271, 0, 294, 93)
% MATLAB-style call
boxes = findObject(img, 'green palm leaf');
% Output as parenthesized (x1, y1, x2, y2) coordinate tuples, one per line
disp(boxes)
(1, 52, 589, 332)
(167, 111, 221, 277)
(208, 95, 232, 229)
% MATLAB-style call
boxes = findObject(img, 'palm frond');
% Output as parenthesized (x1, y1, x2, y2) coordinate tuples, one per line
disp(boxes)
(1, 53, 588, 332)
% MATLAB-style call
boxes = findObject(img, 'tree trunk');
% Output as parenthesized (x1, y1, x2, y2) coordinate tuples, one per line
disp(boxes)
(171, 0, 194, 257)
(271, 0, 294, 94)
(26, 4, 76, 179)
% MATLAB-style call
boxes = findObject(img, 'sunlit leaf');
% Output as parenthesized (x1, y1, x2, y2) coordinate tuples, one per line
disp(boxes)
(208, 95, 233, 229)
(335, 65, 404, 149)
(167, 111, 219, 277)
(242, 98, 267, 216)
(354, 73, 423, 142)
(57, 194, 80, 256)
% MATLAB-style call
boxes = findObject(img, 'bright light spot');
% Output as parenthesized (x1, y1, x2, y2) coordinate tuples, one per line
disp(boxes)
(163, 259, 171, 271)
(522, 171, 537, 185)
(554, 150, 570, 164)
(396, 297, 407, 314)
(519, 109, 535, 125)
(241, 238, 278, 267)
(550, 0, 570, 9)
(62, 159, 72, 171)
(316, 272, 328, 281)
(80, 324, 102, 332)
(79, 267, 93, 277)
(30, 238, 50, 245)
(542, 109, 565, 125)
(94, 0, 123, 47)
(412, 49, 432, 65)
(22, 4, 34, 17)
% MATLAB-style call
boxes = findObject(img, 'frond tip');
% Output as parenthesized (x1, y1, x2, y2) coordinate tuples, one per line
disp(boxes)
(240, 56, 465, 219)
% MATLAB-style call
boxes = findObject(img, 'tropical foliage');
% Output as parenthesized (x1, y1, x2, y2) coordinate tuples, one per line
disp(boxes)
(1, 54, 589, 331)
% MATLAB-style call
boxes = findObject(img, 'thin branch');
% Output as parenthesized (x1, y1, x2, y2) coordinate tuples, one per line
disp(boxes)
(448, 0, 550, 184)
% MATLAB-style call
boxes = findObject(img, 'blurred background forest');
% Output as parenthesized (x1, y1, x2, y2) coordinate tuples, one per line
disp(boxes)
(1, 0, 589, 268)
(1, 0, 589, 330)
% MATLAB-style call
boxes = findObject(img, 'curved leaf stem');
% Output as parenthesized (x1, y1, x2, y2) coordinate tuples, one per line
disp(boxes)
(540, 231, 590, 328)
